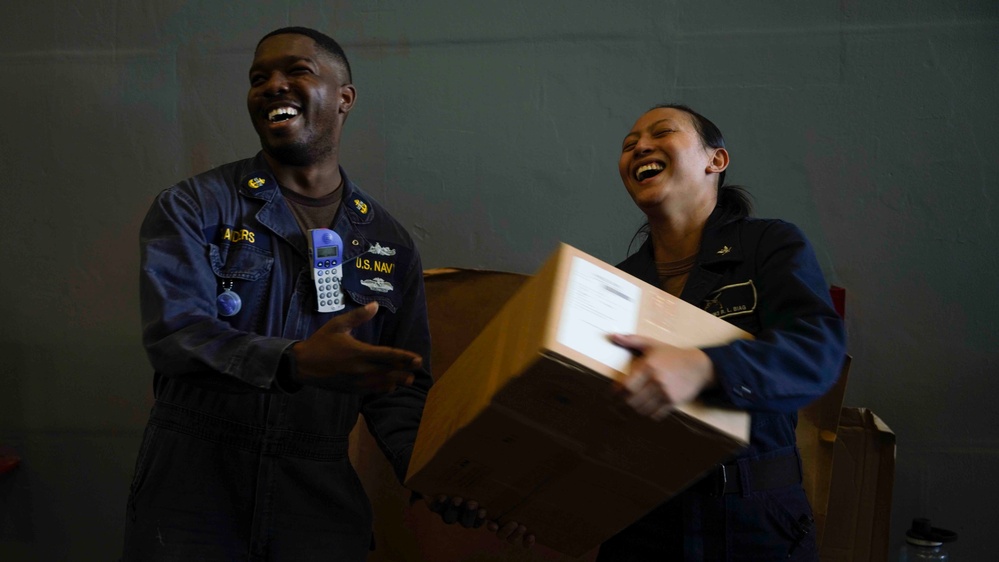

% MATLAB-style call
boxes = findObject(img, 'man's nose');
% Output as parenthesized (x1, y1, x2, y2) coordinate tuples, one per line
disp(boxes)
(262, 73, 290, 96)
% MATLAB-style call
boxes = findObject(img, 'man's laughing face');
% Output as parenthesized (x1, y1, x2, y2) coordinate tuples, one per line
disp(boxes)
(247, 33, 354, 166)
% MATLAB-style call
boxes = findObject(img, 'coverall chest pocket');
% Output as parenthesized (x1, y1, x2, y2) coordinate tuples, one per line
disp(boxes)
(703, 279, 761, 334)
(341, 241, 410, 314)
(209, 242, 274, 321)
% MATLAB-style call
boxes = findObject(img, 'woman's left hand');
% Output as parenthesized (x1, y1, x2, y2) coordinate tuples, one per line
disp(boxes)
(610, 334, 716, 420)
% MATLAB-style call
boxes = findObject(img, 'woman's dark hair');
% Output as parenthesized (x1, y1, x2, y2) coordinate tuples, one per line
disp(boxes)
(628, 104, 753, 252)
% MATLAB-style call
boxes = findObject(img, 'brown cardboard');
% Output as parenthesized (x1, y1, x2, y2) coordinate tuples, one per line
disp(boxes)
(404, 244, 752, 556)
(355, 269, 598, 562)
(819, 408, 896, 562)
(796, 355, 851, 548)
(420, 268, 530, 377)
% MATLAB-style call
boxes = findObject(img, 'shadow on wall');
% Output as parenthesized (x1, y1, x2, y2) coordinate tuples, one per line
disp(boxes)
(0, 339, 148, 560)
(0, 340, 26, 438)
(0, 341, 60, 553)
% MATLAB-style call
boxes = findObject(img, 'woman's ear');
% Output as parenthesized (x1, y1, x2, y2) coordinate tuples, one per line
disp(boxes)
(707, 147, 729, 174)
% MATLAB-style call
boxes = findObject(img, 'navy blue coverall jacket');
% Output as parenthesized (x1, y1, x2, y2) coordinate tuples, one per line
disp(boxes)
(123, 153, 431, 561)
(598, 210, 846, 561)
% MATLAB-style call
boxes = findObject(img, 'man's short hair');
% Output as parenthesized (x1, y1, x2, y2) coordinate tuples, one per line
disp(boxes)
(257, 27, 352, 82)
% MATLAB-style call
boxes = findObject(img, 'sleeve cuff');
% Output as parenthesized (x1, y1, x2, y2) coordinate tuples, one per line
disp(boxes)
(274, 344, 304, 394)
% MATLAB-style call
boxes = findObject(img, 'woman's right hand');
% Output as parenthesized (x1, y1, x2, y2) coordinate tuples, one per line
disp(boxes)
(610, 334, 717, 420)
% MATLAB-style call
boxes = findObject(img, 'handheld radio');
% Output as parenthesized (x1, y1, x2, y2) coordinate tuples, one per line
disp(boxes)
(308, 228, 345, 313)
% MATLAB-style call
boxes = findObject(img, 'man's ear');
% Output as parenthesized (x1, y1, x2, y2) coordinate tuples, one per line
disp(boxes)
(707, 147, 729, 174)
(338, 84, 356, 115)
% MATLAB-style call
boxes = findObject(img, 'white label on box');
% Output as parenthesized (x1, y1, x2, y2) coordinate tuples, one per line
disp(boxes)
(556, 257, 641, 372)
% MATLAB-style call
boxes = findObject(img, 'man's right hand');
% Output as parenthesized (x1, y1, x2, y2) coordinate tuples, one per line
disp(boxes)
(428, 495, 536, 548)
(291, 301, 423, 393)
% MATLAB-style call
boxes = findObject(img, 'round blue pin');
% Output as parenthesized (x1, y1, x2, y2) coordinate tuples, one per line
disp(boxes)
(217, 281, 242, 316)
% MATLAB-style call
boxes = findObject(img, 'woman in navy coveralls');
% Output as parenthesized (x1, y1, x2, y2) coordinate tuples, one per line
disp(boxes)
(597, 105, 846, 561)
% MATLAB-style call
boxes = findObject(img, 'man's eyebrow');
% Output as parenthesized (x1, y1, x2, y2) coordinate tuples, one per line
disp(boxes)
(249, 55, 318, 73)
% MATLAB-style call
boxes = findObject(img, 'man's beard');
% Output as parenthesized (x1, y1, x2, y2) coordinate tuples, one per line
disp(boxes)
(262, 135, 334, 167)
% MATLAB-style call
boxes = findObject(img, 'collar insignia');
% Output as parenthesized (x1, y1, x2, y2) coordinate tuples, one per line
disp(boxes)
(247, 177, 266, 189)
(354, 198, 369, 214)
(717, 245, 732, 255)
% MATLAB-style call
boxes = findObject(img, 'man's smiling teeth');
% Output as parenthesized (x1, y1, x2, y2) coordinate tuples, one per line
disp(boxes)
(636, 162, 665, 181)
(268, 107, 299, 123)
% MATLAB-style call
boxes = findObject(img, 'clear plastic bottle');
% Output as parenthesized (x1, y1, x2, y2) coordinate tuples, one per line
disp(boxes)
(899, 518, 957, 561)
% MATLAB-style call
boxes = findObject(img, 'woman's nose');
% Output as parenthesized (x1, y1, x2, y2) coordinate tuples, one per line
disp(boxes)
(633, 135, 654, 154)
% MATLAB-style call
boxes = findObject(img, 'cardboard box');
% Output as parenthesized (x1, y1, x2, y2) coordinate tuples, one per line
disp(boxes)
(819, 408, 896, 562)
(796, 355, 851, 548)
(405, 244, 752, 556)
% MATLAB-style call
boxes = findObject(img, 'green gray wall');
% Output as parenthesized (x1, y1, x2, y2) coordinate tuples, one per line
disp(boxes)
(1, 1, 996, 559)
